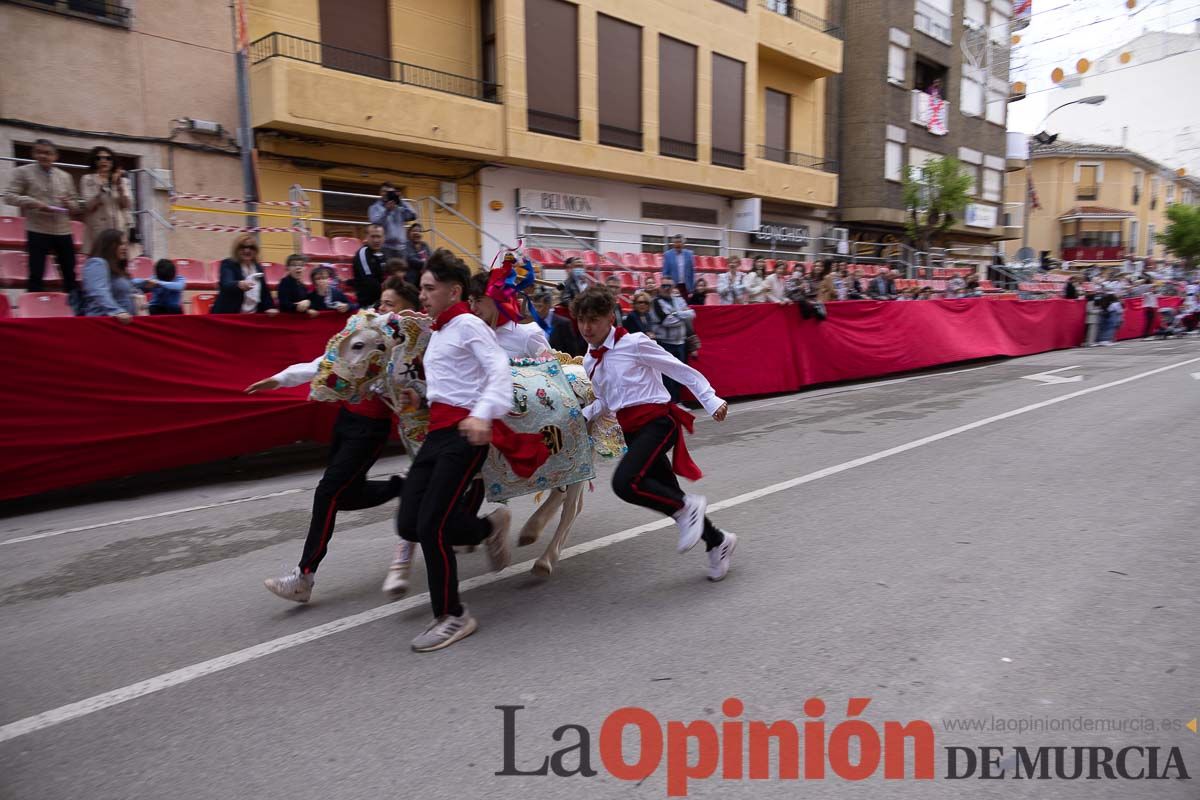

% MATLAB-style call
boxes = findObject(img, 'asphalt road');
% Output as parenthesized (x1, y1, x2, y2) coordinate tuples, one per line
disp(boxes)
(2, 337, 1198, 800)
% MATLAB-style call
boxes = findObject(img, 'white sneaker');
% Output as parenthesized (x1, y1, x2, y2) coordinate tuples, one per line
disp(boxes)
(264, 567, 314, 603)
(411, 608, 478, 652)
(706, 531, 737, 582)
(381, 540, 416, 595)
(673, 494, 708, 553)
(485, 507, 512, 572)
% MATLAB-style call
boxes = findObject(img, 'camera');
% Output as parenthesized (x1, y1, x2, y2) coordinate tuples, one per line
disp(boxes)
(385, 190, 401, 205)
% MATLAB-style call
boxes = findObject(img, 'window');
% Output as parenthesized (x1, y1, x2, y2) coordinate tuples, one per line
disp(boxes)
(1151, 174, 1160, 208)
(6, 0, 131, 26)
(659, 36, 698, 160)
(986, 81, 1006, 125)
(319, 0, 390, 80)
(481, 0, 498, 102)
(641, 234, 721, 256)
(982, 168, 1001, 202)
(525, 0, 580, 139)
(988, 8, 1009, 45)
(1166, 183, 1176, 204)
(964, 0, 986, 29)
(1129, 220, 1139, 255)
(1185, 188, 1195, 205)
(597, 15, 642, 150)
(641, 203, 719, 225)
(711, 54, 746, 169)
(1132, 169, 1143, 204)
(960, 66, 984, 117)
(1146, 223, 1155, 255)
(914, 58, 948, 94)
(963, 164, 979, 196)
(319, 179, 382, 238)
(1075, 163, 1101, 200)
(886, 125, 907, 183)
(763, 89, 791, 163)
(524, 226, 598, 253)
(915, 0, 952, 44)
(888, 28, 910, 85)
(714, 0, 747, 9)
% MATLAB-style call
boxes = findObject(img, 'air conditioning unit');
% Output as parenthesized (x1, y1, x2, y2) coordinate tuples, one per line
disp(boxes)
(831, 226, 849, 241)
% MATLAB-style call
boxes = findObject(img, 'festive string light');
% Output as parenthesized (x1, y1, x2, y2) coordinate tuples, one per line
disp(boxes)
(1076, 58, 1091, 73)
(1119, 51, 1132, 64)
(1051, 67, 1065, 83)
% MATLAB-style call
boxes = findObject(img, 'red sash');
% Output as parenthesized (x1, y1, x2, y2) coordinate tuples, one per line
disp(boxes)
(343, 394, 392, 420)
(616, 402, 702, 481)
(428, 402, 550, 478)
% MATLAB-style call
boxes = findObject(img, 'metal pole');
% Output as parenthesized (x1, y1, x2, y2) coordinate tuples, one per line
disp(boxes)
(1020, 166, 1031, 258)
(232, 1, 258, 230)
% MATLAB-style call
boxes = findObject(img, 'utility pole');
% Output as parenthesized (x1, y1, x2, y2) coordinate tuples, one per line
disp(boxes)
(231, 0, 258, 231)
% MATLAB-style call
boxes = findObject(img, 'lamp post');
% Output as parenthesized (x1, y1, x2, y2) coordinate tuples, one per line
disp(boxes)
(1021, 95, 1107, 262)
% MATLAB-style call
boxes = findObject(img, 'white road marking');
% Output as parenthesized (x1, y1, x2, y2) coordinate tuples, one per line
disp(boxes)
(0, 490, 304, 547)
(1021, 366, 1084, 385)
(1192, 372, 1200, 380)
(2, 354, 1197, 745)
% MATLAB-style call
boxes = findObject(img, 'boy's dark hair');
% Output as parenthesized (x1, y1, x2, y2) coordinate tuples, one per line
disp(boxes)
(385, 257, 406, 275)
(382, 275, 420, 309)
(422, 248, 470, 295)
(571, 286, 616, 320)
(286, 253, 306, 266)
(310, 265, 334, 281)
(468, 271, 489, 300)
(154, 258, 177, 282)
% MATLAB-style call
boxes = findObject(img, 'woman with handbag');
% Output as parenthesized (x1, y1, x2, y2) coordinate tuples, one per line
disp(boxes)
(80, 147, 132, 255)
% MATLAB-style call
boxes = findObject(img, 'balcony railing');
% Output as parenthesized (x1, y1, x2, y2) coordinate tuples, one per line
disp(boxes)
(1061, 245, 1125, 261)
(760, 1, 843, 39)
(1075, 185, 1099, 201)
(712, 147, 745, 170)
(757, 145, 838, 173)
(598, 123, 642, 151)
(660, 137, 698, 161)
(911, 90, 950, 135)
(528, 109, 580, 140)
(914, 0, 953, 44)
(248, 32, 500, 103)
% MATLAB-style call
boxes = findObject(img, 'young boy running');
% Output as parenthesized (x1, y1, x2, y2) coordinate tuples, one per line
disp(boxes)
(573, 286, 737, 580)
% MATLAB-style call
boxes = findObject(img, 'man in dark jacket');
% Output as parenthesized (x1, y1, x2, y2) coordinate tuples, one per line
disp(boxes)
(401, 223, 432, 286)
(868, 269, 897, 300)
(351, 224, 389, 308)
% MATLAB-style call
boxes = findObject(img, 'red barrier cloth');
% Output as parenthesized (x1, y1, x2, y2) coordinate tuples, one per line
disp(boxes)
(0, 297, 1180, 500)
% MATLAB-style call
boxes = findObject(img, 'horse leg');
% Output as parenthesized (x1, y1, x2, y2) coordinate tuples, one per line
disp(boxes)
(533, 482, 585, 578)
(518, 486, 567, 546)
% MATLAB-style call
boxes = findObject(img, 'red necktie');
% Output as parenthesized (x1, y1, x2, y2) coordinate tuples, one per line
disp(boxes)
(588, 327, 627, 378)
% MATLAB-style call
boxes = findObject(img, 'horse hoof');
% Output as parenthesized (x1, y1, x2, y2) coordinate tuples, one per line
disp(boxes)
(532, 559, 553, 578)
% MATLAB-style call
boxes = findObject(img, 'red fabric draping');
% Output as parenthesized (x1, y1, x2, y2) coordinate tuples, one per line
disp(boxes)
(0, 297, 1181, 501)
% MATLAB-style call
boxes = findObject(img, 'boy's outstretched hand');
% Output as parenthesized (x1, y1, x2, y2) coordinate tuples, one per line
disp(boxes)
(712, 402, 728, 422)
(245, 378, 280, 394)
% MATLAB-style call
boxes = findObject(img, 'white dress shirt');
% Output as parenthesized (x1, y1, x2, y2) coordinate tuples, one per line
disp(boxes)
(426, 312, 512, 420)
(581, 327, 723, 422)
(271, 357, 321, 387)
(494, 320, 551, 360)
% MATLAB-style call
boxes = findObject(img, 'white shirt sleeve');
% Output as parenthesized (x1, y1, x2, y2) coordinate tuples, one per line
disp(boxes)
(271, 356, 323, 387)
(527, 326, 552, 358)
(582, 398, 608, 423)
(463, 329, 514, 420)
(634, 336, 723, 416)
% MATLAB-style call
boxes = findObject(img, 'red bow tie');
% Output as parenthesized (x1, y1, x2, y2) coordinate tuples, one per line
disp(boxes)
(588, 327, 628, 378)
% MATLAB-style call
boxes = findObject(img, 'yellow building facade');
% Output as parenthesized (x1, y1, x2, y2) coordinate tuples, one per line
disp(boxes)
(246, 0, 841, 265)
(1005, 139, 1198, 266)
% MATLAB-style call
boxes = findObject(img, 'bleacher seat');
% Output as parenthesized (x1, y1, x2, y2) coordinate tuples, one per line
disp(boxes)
(737, 258, 753, 272)
(0, 250, 27, 288)
(560, 249, 584, 264)
(260, 261, 288, 288)
(618, 272, 638, 290)
(190, 293, 217, 314)
(619, 252, 640, 269)
(617, 296, 632, 313)
(330, 236, 360, 261)
(525, 247, 550, 266)
(604, 252, 625, 269)
(127, 256, 155, 282)
(176, 259, 214, 289)
(302, 236, 334, 260)
(17, 292, 72, 318)
(70, 221, 84, 250)
(581, 250, 601, 268)
(0, 217, 25, 247)
(41, 259, 63, 287)
(704, 292, 721, 305)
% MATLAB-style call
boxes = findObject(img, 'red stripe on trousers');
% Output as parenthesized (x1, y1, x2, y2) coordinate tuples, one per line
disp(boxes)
(434, 447, 488, 616)
(303, 439, 388, 574)
(627, 416, 685, 513)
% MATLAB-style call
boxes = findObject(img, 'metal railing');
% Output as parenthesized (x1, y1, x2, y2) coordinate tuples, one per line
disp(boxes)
(248, 32, 501, 103)
(761, 1, 843, 38)
(660, 137, 698, 161)
(527, 109, 581, 139)
(712, 147, 745, 170)
(598, 124, 643, 151)
(757, 145, 837, 173)
(1075, 186, 1099, 201)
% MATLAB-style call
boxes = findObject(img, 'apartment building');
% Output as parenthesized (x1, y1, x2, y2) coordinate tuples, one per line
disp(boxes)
(834, 0, 1015, 265)
(1005, 139, 1200, 265)
(246, 0, 842, 264)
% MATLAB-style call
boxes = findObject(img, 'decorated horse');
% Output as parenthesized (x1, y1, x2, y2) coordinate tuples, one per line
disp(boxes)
(310, 307, 624, 578)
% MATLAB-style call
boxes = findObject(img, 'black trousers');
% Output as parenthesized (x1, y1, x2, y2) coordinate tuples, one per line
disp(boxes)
(659, 342, 687, 402)
(27, 232, 76, 294)
(148, 305, 183, 315)
(298, 408, 400, 574)
(1144, 308, 1157, 337)
(612, 416, 722, 550)
(397, 427, 491, 618)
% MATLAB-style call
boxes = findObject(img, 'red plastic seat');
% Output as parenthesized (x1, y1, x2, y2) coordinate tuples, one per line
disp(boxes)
(525, 247, 549, 265)
(302, 235, 334, 259)
(637, 252, 660, 271)
(604, 252, 625, 268)
(618, 272, 638, 289)
(42, 258, 63, 287)
(260, 261, 289, 287)
(330, 236, 361, 261)
(0, 250, 28, 288)
(70, 221, 84, 250)
(17, 292, 72, 318)
(0, 216, 25, 247)
(176, 259, 214, 289)
(704, 292, 721, 305)
(190, 293, 217, 314)
(618, 296, 633, 312)
(580, 250, 601, 268)
(620, 252, 640, 268)
(127, 256, 155, 282)
(738, 258, 753, 272)
(0, 293, 10, 318)
(560, 249, 583, 264)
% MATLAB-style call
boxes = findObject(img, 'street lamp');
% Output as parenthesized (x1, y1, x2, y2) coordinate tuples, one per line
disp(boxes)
(1020, 95, 1108, 261)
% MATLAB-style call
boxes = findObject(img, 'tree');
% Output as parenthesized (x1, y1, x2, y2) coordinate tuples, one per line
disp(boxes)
(901, 156, 974, 253)
(1157, 203, 1200, 267)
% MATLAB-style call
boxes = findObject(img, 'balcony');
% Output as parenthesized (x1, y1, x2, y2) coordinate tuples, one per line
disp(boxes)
(1005, 131, 1028, 171)
(911, 90, 949, 135)
(756, 1, 843, 77)
(248, 32, 504, 158)
(758, 145, 837, 173)
(1075, 185, 1099, 201)
(1061, 246, 1126, 261)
